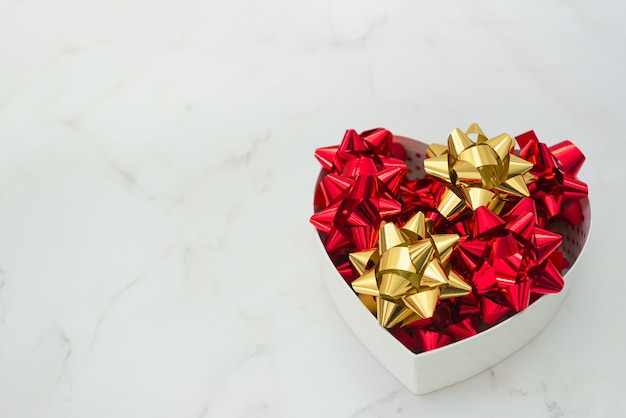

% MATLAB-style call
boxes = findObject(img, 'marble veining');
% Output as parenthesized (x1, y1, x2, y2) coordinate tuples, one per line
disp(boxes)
(0, 0, 623, 417)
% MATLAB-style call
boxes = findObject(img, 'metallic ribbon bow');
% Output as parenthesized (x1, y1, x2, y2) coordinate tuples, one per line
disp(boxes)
(348, 212, 471, 328)
(454, 197, 565, 320)
(311, 129, 407, 255)
(424, 124, 534, 220)
(516, 130, 588, 225)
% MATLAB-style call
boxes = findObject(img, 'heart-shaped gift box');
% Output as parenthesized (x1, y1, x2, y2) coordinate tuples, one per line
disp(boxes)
(313, 134, 591, 395)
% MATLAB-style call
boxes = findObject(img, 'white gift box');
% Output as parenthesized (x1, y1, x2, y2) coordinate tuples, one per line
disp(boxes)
(315, 136, 592, 394)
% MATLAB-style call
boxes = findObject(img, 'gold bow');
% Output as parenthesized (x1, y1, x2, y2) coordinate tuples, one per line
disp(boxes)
(424, 124, 534, 218)
(349, 212, 471, 328)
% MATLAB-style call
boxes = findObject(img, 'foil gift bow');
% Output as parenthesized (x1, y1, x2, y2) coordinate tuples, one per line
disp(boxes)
(423, 124, 534, 221)
(516, 130, 588, 226)
(348, 212, 471, 328)
(453, 198, 565, 321)
(311, 129, 407, 256)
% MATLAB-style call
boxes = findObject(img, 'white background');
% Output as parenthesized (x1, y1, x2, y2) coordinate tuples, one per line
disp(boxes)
(0, 1, 622, 417)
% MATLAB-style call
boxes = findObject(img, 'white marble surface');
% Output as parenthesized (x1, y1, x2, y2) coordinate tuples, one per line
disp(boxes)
(0, 0, 623, 417)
